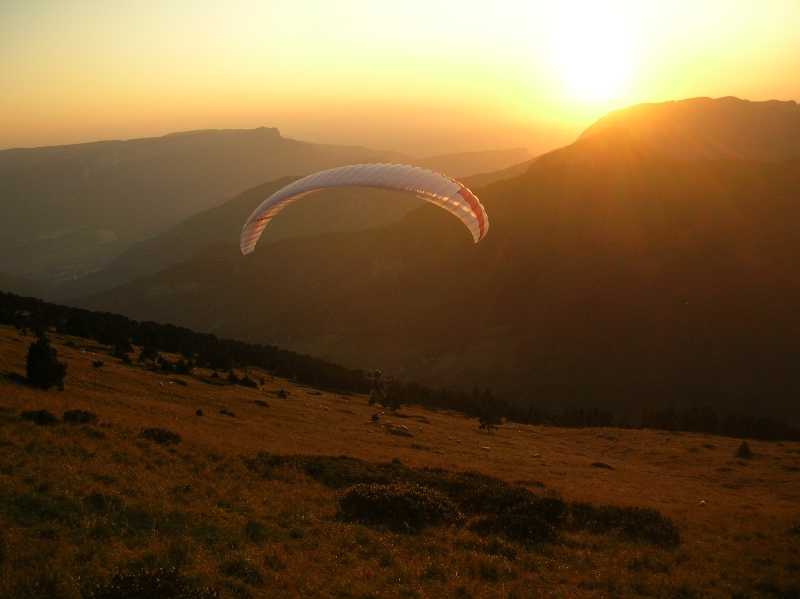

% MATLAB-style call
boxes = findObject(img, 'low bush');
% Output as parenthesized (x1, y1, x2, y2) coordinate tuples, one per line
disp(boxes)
(84, 566, 220, 599)
(63, 409, 97, 425)
(338, 483, 461, 532)
(220, 558, 264, 587)
(247, 452, 679, 545)
(736, 441, 754, 459)
(21, 409, 58, 426)
(140, 428, 182, 445)
(568, 503, 680, 547)
(471, 497, 564, 544)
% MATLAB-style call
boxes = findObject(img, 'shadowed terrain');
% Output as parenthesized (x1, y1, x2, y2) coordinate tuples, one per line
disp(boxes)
(1, 126, 527, 288)
(81, 98, 800, 424)
(1, 324, 799, 597)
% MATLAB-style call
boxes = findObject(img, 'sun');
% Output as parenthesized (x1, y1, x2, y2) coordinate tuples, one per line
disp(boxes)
(549, 3, 635, 104)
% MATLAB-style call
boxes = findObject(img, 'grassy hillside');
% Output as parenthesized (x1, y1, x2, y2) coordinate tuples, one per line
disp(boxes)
(82, 102, 800, 423)
(1, 324, 798, 598)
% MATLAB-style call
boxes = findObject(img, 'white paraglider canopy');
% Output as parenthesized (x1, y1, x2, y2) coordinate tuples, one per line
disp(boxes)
(240, 163, 488, 255)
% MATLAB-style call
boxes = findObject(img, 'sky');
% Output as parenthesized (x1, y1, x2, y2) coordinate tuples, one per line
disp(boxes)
(2, 0, 799, 155)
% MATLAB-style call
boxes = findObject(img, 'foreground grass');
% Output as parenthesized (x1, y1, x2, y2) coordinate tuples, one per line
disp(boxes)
(0, 326, 799, 597)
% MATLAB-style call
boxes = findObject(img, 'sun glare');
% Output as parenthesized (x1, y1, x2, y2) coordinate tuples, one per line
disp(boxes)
(549, 3, 635, 104)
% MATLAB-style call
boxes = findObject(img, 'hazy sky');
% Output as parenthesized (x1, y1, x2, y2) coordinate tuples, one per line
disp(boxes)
(2, 1, 799, 155)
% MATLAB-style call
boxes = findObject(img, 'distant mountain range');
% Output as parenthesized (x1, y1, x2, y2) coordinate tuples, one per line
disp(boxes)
(55, 159, 528, 300)
(1, 126, 528, 288)
(80, 97, 800, 423)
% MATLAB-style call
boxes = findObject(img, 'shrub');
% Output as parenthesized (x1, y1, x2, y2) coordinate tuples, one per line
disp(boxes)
(139, 346, 159, 363)
(243, 520, 270, 544)
(92, 360, 104, 368)
(568, 503, 680, 547)
(140, 428, 182, 445)
(84, 566, 220, 599)
(63, 409, 97, 425)
(220, 558, 264, 587)
(239, 375, 258, 388)
(470, 497, 565, 544)
(736, 441, 754, 459)
(25, 334, 66, 389)
(253, 400, 268, 408)
(338, 483, 461, 532)
(195, 409, 203, 417)
(20, 409, 58, 426)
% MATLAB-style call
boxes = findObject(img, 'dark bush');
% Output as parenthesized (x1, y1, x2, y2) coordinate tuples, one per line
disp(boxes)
(139, 346, 159, 363)
(92, 360, 104, 368)
(736, 441, 754, 459)
(568, 503, 680, 547)
(84, 566, 220, 599)
(470, 497, 565, 544)
(195, 409, 203, 417)
(21, 409, 58, 426)
(239, 375, 258, 388)
(591, 462, 614, 469)
(140, 428, 182, 445)
(338, 483, 461, 532)
(219, 409, 235, 417)
(26, 334, 66, 389)
(63, 409, 97, 425)
(220, 558, 264, 587)
(4, 490, 82, 527)
(253, 400, 268, 408)
(243, 520, 270, 544)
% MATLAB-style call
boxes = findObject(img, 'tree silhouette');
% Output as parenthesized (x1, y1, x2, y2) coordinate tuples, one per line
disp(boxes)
(26, 332, 66, 389)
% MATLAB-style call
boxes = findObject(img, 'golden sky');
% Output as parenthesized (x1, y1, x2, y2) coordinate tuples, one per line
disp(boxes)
(2, 1, 799, 155)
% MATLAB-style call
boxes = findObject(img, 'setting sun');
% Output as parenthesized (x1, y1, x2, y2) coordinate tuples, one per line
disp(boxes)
(549, 3, 635, 104)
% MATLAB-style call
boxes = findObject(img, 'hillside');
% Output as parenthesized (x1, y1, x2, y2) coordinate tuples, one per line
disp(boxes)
(1, 324, 798, 598)
(56, 157, 532, 300)
(416, 148, 530, 179)
(1, 124, 528, 289)
(0, 127, 408, 285)
(82, 98, 800, 423)
(581, 96, 800, 160)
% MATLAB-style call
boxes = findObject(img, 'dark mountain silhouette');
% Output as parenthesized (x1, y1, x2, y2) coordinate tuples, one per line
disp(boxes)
(81, 97, 800, 424)
(582, 96, 800, 160)
(0, 127, 404, 283)
(56, 158, 530, 300)
(0, 272, 44, 298)
(2, 125, 528, 288)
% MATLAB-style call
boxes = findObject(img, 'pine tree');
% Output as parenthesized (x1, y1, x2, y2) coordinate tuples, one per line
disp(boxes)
(26, 333, 66, 389)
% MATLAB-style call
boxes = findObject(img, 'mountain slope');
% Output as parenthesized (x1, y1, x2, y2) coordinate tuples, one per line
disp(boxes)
(416, 148, 530, 178)
(3, 324, 797, 598)
(0, 127, 407, 283)
(56, 158, 531, 300)
(581, 96, 800, 160)
(82, 98, 800, 422)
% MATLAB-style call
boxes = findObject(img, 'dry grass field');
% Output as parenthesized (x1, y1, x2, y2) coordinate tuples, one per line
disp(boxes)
(0, 324, 798, 598)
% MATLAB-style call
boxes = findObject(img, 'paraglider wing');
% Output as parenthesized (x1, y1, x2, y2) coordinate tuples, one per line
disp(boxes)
(240, 163, 488, 255)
